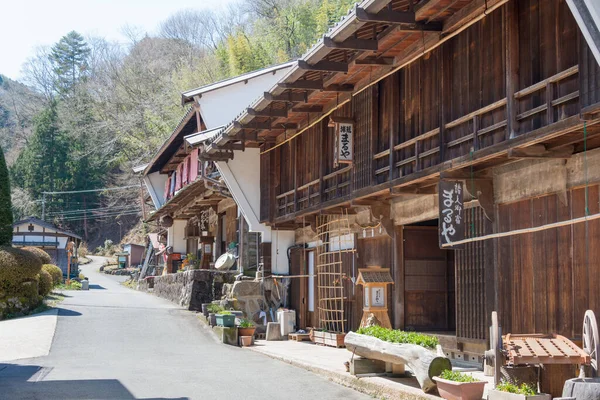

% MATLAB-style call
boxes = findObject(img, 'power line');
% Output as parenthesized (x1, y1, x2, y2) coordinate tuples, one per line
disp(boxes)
(45, 205, 139, 216)
(57, 211, 141, 222)
(42, 185, 138, 195)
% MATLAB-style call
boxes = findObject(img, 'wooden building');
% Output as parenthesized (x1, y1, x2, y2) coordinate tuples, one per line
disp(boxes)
(190, 0, 600, 362)
(12, 217, 82, 276)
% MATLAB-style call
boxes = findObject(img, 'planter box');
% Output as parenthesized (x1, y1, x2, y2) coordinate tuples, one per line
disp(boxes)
(311, 330, 346, 348)
(216, 314, 235, 327)
(433, 377, 486, 400)
(487, 389, 551, 400)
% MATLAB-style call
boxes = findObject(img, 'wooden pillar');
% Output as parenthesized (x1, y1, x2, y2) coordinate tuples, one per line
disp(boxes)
(394, 225, 405, 329)
(505, 0, 519, 139)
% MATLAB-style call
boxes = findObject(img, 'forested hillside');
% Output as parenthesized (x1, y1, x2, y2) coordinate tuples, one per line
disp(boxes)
(2, 0, 355, 248)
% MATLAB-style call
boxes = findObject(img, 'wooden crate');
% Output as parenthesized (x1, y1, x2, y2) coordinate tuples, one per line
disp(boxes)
(311, 331, 346, 348)
(289, 332, 311, 342)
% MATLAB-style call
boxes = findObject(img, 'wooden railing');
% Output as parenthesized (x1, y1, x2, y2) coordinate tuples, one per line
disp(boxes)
(274, 66, 581, 219)
(514, 65, 579, 124)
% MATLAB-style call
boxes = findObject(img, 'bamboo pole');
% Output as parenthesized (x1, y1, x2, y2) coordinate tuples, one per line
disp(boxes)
(442, 211, 600, 248)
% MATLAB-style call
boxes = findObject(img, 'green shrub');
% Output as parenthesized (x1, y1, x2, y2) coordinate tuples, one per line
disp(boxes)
(219, 310, 232, 315)
(37, 269, 53, 296)
(42, 264, 63, 286)
(356, 325, 439, 349)
(207, 304, 224, 313)
(496, 381, 537, 395)
(239, 318, 255, 328)
(0, 246, 43, 285)
(439, 370, 479, 383)
(0, 146, 12, 246)
(0, 246, 44, 319)
(21, 246, 52, 264)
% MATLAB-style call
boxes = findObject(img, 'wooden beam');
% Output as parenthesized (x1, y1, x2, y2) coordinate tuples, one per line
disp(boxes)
(291, 104, 323, 113)
(355, 57, 395, 66)
(247, 107, 288, 118)
(264, 91, 308, 103)
(508, 144, 574, 159)
(443, 0, 506, 34)
(198, 152, 233, 162)
(215, 143, 244, 151)
(323, 84, 354, 93)
(415, 0, 445, 18)
(298, 59, 348, 73)
(234, 120, 272, 130)
(356, 7, 416, 24)
(278, 80, 323, 90)
(323, 36, 378, 51)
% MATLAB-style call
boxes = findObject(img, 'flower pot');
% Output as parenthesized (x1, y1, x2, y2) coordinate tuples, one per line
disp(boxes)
(487, 389, 551, 400)
(238, 327, 256, 337)
(240, 336, 253, 347)
(433, 376, 486, 400)
(216, 314, 235, 327)
(209, 313, 216, 327)
(201, 303, 211, 318)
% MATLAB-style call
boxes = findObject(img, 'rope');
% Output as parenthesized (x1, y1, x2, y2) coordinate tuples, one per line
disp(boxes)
(584, 121, 589, 216)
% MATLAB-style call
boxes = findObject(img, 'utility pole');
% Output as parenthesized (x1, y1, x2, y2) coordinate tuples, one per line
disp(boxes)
(41, 193, 46, 220)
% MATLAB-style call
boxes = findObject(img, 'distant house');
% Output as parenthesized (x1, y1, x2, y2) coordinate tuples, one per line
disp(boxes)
(12, 217, 82, 276)
(122, 243, 145, 268)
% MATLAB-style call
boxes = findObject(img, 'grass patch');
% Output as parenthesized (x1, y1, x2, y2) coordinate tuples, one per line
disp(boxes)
(356, 325, 439, 349)
(121, 279, 137, 289)
(439, 370, 480, 383)
(495, 381, 537, 395)
(56, 281, 82, 290)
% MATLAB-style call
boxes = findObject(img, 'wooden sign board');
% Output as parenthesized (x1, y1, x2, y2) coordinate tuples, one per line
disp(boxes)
(438, 180, 465, 248)
(334, 122, 353, 166)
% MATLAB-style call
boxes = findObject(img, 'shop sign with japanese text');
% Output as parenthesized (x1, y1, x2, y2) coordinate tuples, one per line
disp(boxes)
(438, 180, 465, 248)
(334, 122, 353, 166)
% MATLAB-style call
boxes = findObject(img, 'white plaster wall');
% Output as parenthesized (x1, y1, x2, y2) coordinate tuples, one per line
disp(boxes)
(144, 172, 168, 210)
(167, 220, 187, 254)
(198, 68, 291, 129)
(12, 223, 69, 248)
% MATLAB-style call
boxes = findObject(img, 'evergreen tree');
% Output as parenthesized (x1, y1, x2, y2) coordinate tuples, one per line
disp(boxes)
(11, 101, 69, 202)
(0, 145, 13, 245)
(50, 31, 90, 95)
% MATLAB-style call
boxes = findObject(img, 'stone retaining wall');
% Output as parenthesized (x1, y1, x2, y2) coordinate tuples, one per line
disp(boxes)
(138, 270, 235, 310)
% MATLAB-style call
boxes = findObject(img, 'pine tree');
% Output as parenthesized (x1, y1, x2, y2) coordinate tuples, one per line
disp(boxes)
(50, 31, 90, 95)
(0, 145, 13, 245)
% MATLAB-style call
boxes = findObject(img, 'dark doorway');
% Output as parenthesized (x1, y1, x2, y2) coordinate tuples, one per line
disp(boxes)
(403, 224, 455, 332)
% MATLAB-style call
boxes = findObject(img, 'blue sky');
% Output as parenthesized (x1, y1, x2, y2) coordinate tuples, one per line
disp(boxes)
(0, 0, 237, 81)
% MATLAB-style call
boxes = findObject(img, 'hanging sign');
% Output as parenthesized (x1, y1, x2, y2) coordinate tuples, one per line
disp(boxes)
(438, 180, 465, 248)
(334, 122, 353, 166)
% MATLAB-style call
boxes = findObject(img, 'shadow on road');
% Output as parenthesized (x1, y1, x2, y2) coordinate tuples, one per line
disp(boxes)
(89, 284, 106, 290)
(56, 308, 82, 317)
(0, 363, 188, 400)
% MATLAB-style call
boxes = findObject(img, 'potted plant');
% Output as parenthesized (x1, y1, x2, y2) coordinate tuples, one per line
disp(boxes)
(238, 319, 256, 337)
(488, 381, 550, 400)
(433, 370, 486, 400)
(216, 310, 235, 327)
(207, 304, 223, 327)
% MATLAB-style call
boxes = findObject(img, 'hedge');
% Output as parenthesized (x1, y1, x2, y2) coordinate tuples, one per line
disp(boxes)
(0, 246, 43, 319)
(38, 269, 52, 297)
(22, 246, 52, 265)
(42, 264, 63, 286)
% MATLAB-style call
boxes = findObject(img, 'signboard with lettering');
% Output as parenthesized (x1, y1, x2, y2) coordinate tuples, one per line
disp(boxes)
(334, 122, 353, 166)
(438, 180, 465, 248)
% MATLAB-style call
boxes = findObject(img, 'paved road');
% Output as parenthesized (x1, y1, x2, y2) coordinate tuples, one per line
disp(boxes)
(0, 256, 369, 400)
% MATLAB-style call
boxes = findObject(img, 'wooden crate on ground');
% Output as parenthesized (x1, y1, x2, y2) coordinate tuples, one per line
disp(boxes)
(289, 332, 311, 342)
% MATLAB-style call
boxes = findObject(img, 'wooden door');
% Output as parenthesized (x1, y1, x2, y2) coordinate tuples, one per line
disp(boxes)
(403, 226, 454, 331)
(290, 248, 309, 329)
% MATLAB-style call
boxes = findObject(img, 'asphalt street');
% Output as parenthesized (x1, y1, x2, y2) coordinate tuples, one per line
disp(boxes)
(0, 256, 369, 400)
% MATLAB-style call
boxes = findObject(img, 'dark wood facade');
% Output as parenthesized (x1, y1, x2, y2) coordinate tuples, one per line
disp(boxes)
(196, 0, 600, 353)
